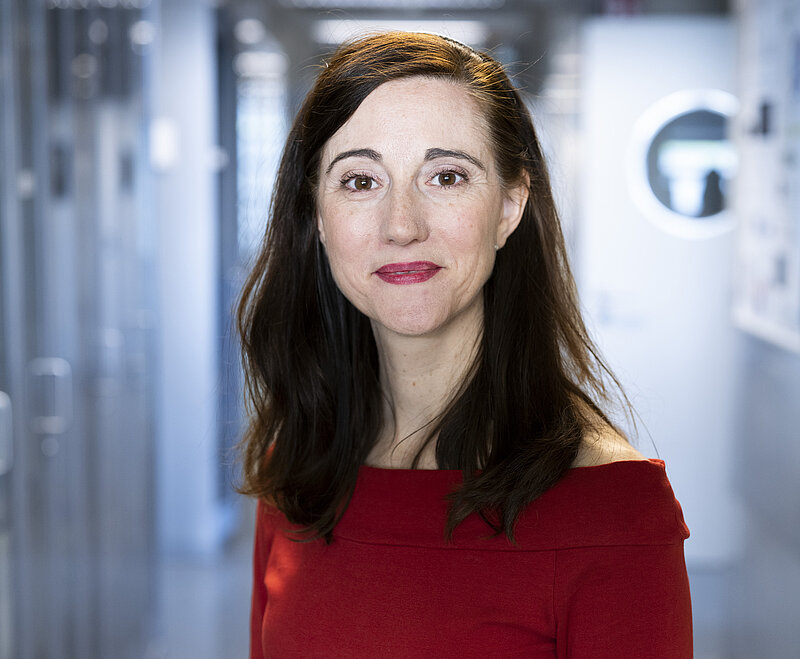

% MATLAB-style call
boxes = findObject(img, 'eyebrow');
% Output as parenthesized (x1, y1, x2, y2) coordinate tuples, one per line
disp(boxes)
(324, 147, 486, 175)
(325, 148, 381, 175)
(424, 148, 486, 171)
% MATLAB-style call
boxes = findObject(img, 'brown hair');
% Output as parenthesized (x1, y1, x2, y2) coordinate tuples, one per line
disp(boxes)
(237, 32, 634, 543)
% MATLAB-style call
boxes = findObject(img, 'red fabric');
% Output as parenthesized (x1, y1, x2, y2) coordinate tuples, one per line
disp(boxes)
(250, 459, 692, 658)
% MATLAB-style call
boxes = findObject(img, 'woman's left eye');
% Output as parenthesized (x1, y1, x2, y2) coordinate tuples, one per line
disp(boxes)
(431, 170, 467, 187)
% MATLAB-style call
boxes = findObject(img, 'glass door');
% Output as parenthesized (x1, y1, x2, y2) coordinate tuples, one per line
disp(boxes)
(0, 1, 158, 656)
(0, 4, 21, 656)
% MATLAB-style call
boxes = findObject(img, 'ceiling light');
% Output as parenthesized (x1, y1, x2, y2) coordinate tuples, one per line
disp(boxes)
(234, 18, 267, 46)
(233, 51, 288, 78)
(312, 19, 489, 47)
(285, 0, 502, 7)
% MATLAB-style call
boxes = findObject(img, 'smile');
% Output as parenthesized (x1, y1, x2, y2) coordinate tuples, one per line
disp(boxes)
(374, 261, 442, 285)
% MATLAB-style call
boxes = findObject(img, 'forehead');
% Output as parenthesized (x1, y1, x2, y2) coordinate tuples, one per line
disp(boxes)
(320, 77, 491, 164)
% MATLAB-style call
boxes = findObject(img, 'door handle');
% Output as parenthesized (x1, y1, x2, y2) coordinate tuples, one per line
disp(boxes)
(0, 391, 11, 475)
(28, 358, 73, 435)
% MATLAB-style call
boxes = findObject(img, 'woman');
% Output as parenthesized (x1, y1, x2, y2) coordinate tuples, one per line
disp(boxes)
(239, 32, 692, 658)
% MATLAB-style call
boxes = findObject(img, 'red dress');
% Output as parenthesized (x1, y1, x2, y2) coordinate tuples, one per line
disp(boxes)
(250, 459, 692, 658)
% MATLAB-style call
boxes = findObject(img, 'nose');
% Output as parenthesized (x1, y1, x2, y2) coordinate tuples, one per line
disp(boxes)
(379, 185, 429, 246)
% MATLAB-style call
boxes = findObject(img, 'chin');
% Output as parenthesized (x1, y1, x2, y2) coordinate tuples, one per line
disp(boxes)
(372, 307, 451, 338)
(380, 320, 444, 338)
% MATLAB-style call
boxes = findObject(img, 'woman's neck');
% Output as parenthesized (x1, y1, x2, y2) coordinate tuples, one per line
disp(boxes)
(368, 305, 482, 467)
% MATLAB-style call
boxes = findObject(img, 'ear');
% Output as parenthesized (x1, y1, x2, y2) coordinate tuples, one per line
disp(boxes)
(316, 211, 327, 246)
(495, 172, 529, 249)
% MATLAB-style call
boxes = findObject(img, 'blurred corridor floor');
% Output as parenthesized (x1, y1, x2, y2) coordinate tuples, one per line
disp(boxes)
(151, 501, 255, 659)
(690, 568, 728, 659)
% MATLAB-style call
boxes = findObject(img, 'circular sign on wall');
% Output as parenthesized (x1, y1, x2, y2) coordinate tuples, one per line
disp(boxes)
(628, 89, 739, 240)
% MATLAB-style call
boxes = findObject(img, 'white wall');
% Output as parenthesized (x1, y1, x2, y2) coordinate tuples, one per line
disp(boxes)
(578, 16, 743, 566)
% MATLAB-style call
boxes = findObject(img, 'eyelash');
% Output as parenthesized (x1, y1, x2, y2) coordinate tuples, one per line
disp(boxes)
(339, 167, 470, 192)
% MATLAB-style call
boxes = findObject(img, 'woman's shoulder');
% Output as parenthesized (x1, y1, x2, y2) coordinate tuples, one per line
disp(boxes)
(506, 413, 689, 550)
(570, 424, 648, 468)
(516, 434, 689, 550)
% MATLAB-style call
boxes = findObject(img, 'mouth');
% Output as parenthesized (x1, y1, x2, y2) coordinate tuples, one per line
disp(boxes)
(374, 261, 442, 285)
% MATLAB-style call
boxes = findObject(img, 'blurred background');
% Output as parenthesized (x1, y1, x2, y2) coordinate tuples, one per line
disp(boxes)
(1, 0, 799, 656)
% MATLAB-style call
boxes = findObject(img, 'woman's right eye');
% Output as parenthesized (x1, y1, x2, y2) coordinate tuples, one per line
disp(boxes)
(342, 175, 377, 191)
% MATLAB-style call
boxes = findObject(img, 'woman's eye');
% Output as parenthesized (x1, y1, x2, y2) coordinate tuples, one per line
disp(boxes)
(432, 170, 466, 187)
(343, 175, 377, 191)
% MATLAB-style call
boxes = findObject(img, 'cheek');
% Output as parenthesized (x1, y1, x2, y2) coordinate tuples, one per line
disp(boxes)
(324, 225, 370, 269)
(320, 222, 372, 297)
(441, 206, 501, 294)
(442, 208, 498, 257)
(319, 204, 365, 255)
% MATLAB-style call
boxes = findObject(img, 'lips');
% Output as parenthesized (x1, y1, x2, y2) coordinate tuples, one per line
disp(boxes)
(374, 261, 442, 285)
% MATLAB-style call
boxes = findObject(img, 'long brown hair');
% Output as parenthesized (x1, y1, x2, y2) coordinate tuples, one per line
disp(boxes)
(237, 32, 635, 543)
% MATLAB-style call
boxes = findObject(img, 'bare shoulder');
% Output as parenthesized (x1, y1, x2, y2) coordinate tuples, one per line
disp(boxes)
(571, 424, 648, 468)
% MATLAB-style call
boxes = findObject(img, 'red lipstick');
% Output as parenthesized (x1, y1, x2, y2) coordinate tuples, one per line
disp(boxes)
(374, 261, 441, 285)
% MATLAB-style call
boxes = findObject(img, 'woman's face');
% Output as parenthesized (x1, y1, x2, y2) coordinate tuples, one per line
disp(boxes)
(316, 76, 528, 340)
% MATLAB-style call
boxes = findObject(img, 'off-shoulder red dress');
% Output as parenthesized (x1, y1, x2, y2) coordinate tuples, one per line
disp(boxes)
(250, 459, 692, 658)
